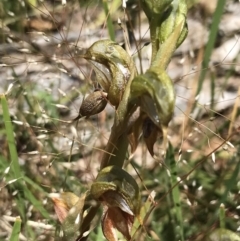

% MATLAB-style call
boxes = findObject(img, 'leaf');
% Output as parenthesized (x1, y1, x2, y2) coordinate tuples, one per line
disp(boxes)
(132, 70, 175, 128)
(90, 166, 141, 216)
(90, 166, 141, 241)
(167, 143, 184, 240)
(131, 191, 157, 240)
(50, 192, 87, 241)
(102, 207, 118, 241)
(50, 192, 80, 223)
(62, 195, 86, 240)
(128, 130, 140, 154)
(127, 108, 143, 154)
(158, 0, 188, 48)
(102, 206, 133, 241)
(141, 0, 173, 20)
(9, 217, 21, 241)
(130, 70, 175, 153)
(209, 228, 240, 241)
(27, 0, 37, 7)
(1, 94, 21, 178)
(143, 117, 161, 157)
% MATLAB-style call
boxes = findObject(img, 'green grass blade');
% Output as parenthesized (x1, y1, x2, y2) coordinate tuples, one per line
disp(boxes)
(1, 94, 49, 219)
(23, 176, 48, 193)
(131, 191, 155, 240)
(24, 186, 50, 219)
(219, 203, 225, 229)
(220, 158, 240, 204)
(9, 217, 22, 241)
(102, 0, 115, 41)
(1, 94, 21, 179)
(195, 0, 226, 97)
(167, 143, 185, 241)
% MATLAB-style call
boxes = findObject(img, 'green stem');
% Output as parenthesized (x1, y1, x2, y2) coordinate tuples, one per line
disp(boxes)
(100, 133, 129, 169)
(100, 51, 138, 169)
(149, 18, 160, 62)
(102, 23, 184, 169)
(219, 203, 225, 229)
(79, 204, 100, 241)
(151, 20, 184, 71)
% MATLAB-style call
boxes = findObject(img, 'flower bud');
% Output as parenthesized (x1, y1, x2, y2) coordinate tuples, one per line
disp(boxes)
(159, 0, 188, 48)
(90, 165, 140, 216)
(73, 90, 107, 121)
(84, 39, 137, 107)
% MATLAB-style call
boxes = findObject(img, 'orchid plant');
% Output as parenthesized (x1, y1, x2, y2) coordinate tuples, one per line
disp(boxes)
(51, 0, 188, 240)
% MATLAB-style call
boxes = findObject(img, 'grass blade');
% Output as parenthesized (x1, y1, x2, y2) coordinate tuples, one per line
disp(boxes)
(102, 0, 116, 41)
(219, 203, 225, 229)
(1, 94, 21, 179)
(167, 143, 185, 241)
(1, 94, 49, 219)
(9, 217, 22, 241)
(24, 187, 50, 219)
(195, 0, 226, 96)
